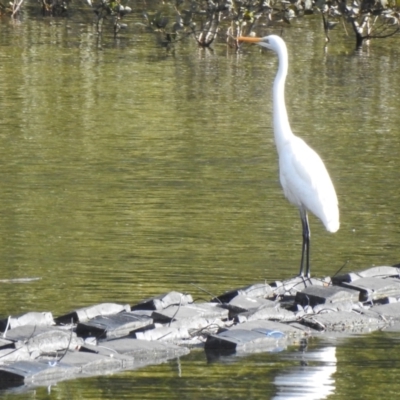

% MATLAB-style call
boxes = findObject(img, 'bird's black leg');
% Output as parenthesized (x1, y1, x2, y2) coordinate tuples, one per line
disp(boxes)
(299, 210, 310, 277)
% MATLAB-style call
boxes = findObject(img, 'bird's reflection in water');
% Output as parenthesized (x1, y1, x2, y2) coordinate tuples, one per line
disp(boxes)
(273, 346, 337, 400)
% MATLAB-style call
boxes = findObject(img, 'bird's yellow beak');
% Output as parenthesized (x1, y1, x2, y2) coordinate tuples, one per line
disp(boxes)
(237, 37, 262, 43)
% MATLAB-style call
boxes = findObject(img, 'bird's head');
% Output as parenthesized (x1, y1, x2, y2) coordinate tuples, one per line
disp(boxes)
(238, 35, 285, 53)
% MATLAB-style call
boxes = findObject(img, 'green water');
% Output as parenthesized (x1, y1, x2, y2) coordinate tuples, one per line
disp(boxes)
(1, 8, 400, 399)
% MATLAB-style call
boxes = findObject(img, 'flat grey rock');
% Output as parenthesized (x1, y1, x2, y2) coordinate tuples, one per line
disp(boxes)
(135, 316, 225, 343)
(212, 283, 272, 303)
(0, 360, 79, 388)
(53, 350, 127, 376)
(0, 312, 54, 332)
(4, 326, 83, 355)
(152, 303, 228, 323)
(332, 266, 400, 285)
(295, 285, 359, 306)
(80, 344, 136, 367)
(131, 292, 193, 311)
(341, 277, 400, 302)
(204, 319, 307, 358)
(205, 330, 278, 354)
(55, 303, 131, 324)
(0, 346, 31, 363)
(76, 312, 153, 339)
(287, 322, 321, 335)
(89, 338, 190, 361)
(366, 302, 400, 322)
(301, 311, 384, 332)
(271, 277, 327, 297)
(313, 300, 355, 313)
(231, 319, 304, 337)
(228, 295, 276, 313)
(241, 304, 297, 323)
(135, 325, 190, 342)
(205, 325, 286, 356)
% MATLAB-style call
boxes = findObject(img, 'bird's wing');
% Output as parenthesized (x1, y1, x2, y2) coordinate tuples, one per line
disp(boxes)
(279, 136, 339, 232)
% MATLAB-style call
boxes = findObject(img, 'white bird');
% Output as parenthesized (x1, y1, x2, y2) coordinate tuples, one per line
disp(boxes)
(238, 35, 339, 277)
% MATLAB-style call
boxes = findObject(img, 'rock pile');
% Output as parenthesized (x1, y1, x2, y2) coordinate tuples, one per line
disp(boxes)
(1, 265, 400, 392)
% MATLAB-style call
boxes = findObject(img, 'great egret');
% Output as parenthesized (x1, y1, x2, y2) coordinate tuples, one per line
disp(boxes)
(238, 35, 339, 277)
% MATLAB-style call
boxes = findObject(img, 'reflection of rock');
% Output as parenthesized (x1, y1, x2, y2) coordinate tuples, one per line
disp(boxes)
(273, 346, 337, 400)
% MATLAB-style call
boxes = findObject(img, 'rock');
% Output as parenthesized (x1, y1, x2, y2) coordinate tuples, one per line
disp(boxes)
(301, 310, 384, 332)
(76, 311, 153, 339)
(131, 292, 193, 311)
(271, 276, 329, 297)
(0, 347, 31, 364)
(341, 277, 400, 302)
(55, 303, 131, 324)
(83, 338, 190, 362)
(4, 326, 83, 355)
(1, 265, 400, 392)
(295, 285, 359, 307)
(0, 312, 54, 332)
(0, 360, 79, 389)
(212, 283, 272, 303)
(135, 316, 226, 343)
(151, 302, 228, 323)
(228, 295, 276, 314)
(240, 304, 297, 323)
(366, 302, 400, 322)
(332, 265, 400, 285)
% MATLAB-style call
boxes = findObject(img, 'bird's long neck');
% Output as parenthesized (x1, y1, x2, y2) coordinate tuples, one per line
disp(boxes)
(273, 45, 294, 153)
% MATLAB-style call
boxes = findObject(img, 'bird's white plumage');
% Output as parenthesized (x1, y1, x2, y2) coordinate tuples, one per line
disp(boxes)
(279, 136, 339, 233)
(260, 35, 339, 234)
(238, 34, 339, 276)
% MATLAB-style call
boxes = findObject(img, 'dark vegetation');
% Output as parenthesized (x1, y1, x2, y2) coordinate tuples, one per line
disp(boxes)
(1, 0, 399, 48)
